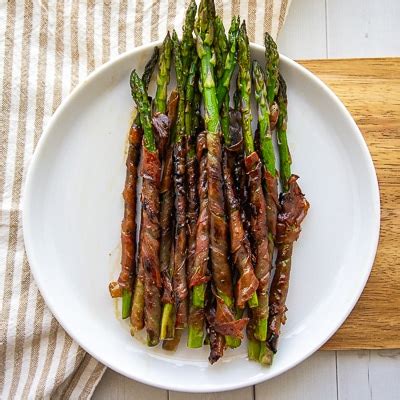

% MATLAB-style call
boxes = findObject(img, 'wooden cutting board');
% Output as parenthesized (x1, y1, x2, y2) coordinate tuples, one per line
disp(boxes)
(295, 58, 400, 350)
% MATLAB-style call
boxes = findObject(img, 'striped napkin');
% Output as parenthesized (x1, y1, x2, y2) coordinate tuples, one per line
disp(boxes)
(0, 0, 291, 398)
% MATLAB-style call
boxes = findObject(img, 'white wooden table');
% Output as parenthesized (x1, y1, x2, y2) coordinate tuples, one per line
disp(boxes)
(94, 0, 400, 398)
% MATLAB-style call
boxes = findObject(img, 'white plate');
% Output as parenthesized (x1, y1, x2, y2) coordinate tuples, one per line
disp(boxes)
(23, 41, 380, 392)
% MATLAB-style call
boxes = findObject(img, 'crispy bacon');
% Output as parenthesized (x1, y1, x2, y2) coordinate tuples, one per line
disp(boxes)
(245, 152, 270, 327)
(207, 131, 236, 323)
(185, 139, 200, 289)
(189, 132, 211, 288)
(228, 110, 250, 229)
(173, 138, 189, 328)
(117, 123, 143, 292)
(223, 150, 258, 308)
(159, 147, 174, 304)
(267, 175, 310, 353)
(141, 148, 162, 345)
(159, 90, 179, 305)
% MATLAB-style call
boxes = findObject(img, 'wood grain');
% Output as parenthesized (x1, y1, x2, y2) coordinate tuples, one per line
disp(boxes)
(297, 58, 400, 349)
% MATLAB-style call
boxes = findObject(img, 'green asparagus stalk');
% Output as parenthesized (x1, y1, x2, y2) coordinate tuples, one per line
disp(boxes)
(214, 17, 230, 144)
(130, 71, 161, 346)
(252, 60, 276, 177)
(237, 22, 253, 155)
(130, 72, 156, 154)
(117, 47, 159, 320)
(276, 74, 291, 192)
(238, 21, 271, 354)
(252, 61, 281, 347)
(265, 32, 279, 107)
(216, 16, 240, 108)
(154, 33, 172, 114)
(195, 0, 238, 347)
(214, 16, 228, 84)
(261, 74, 309, 365)
(142, 46, 160, 92)
(186, 54, 205, 348)
(181, 0, 197, 77)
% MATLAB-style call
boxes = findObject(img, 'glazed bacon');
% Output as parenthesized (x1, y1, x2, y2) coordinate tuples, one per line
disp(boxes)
(188, 132, 210, 288)
(223, 149, 258, 308)
(267, 175, 310, 353)
(141, 148, 162, 346)
(117, 123, 143, 291)
(245, 151, 271, 336)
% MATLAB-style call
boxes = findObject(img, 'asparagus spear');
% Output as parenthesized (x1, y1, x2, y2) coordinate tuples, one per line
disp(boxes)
(188, 131, 209, 348)
(170, 31, 189, 345)
(276, 74, 291, 192)
(130, 41, 170, 335)
(186, 57, 208, 348)
(159, 91, 179, 341)
(181, 0, 197, 77)
(154, 33, 172, 114)
(110, 47, 159, 319)
(215, 18, 259, 311)
(265, 32, 279, 107)
(214, 16, 228, 84)
(264, 32, 280, 130)
(161, 2, 196, 347)
(216, 16, 240, 108)
(237, 21, 271, 351)
(129, 71, 162, 346)
(223, 149, 259, 309)
(195, 0, 244, 345)
(142, 46, 160, 93)
(261, 74, 310, 365)
(214, 16, 230, 144)
(252, 61, 279, 344)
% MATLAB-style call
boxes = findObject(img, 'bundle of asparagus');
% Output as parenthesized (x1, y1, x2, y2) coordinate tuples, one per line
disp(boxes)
(109, 0, 309, 366)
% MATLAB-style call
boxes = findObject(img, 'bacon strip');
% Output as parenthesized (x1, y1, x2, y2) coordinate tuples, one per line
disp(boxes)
(116, 124, 143, 291)
(267, 175, 309, 353)
(245, 152, 270, 331)
(141, 148, 162, 346)
(207, 131, 236, 324)
(223, 149, 258, 308)
(188, 132, 211, 288)
(173, 138, 189, 328)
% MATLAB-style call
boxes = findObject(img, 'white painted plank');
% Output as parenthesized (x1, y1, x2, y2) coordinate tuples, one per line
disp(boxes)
(255, 351, 337, 400)
(337, 350, 372, 400)
(169, 387, 253, 400)
(327, 0, 400, 58)
(92, 369, 168, 400)
(369, 350, 400, 400)
(277, 0, 327, 60)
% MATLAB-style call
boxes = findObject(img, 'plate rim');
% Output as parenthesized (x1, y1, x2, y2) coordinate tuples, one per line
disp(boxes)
(22, 40, 381, 392)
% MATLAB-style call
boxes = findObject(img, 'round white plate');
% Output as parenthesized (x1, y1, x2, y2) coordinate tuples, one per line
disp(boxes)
(23, 41, 380, 392)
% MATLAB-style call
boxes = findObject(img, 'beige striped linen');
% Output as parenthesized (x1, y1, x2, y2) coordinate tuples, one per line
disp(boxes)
(0, 0, 291, 398)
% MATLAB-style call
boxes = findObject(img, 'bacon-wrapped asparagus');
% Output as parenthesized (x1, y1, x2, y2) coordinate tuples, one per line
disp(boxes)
(130, 36, 171, 336)
(129, 70, 162, 346)
(171, 29, 189, 338)
(161, 3, 196, 348)
(252, 60, 280, 343)
(262, 74, 310, 365)
(237, 22, 271, 356)
(188, 131, 210, 348)
(216, 17, 259, 311)
(159, 90, 178, 341)
(195, 0, 245, 346)
(109, 47, 159, 319)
